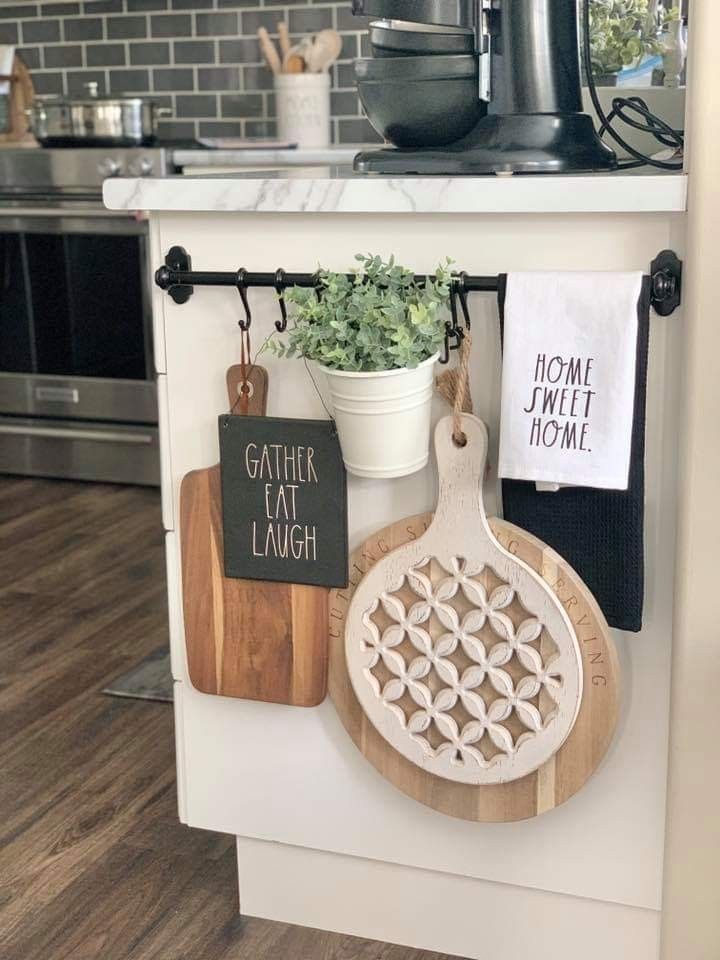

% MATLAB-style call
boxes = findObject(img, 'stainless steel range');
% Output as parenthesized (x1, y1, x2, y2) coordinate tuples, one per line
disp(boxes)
(0, 147, 172, 485)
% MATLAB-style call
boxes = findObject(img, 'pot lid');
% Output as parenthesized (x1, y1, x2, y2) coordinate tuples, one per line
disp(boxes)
(35, 82, 154, 107)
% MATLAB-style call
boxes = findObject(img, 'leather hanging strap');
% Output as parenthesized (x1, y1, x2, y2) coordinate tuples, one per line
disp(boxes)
(226, 328, 268, 420)
(228, 325, 256, 417)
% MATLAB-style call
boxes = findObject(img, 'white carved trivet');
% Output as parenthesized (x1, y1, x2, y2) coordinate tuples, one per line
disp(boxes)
(345, 415, 584, 785)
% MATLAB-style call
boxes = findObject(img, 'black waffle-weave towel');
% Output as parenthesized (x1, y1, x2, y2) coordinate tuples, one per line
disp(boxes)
(498, 274, 651, 633)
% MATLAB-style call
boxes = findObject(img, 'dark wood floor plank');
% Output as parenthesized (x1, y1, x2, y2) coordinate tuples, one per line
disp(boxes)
(0, 477, 459, 960)
(0, 477, 90, 525)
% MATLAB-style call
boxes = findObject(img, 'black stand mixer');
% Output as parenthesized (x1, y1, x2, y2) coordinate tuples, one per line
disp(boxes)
(352, 0, 617, 175)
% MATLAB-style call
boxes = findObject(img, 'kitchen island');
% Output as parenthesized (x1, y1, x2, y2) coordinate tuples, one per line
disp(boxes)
(105, 167, 687, 960)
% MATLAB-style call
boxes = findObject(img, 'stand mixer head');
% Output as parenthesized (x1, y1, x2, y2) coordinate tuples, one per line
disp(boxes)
(352, 0, 617, 175)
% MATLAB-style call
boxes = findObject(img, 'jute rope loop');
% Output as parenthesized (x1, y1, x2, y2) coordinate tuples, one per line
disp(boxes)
(452, 332, 472, 447)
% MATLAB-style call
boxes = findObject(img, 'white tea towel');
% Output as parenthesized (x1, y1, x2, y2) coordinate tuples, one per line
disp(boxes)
(0, 46, 15, 96)
(499, 271, 643, 491)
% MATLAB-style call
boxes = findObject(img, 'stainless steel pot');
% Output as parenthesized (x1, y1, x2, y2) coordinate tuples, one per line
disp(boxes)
(27, 82, 172, 147)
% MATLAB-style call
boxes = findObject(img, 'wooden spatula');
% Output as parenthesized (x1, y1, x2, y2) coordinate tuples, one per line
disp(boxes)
(179, 365, 328, 706)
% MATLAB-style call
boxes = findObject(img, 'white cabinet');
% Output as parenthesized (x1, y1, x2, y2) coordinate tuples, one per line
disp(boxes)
(153, 204, 684, 959)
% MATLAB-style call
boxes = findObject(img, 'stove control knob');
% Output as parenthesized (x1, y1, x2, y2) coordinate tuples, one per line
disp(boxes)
(98, 157, 121, 178)
(128, 156, 154, 177)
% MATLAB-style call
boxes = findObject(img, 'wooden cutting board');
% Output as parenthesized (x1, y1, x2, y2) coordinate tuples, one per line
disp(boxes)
(0, 56, 37, 145)
(329, 507, 619, 821)
(180, 365, 328, 707)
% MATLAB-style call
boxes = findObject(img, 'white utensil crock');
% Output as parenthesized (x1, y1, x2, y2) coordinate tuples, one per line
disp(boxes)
(274, 73, 330, 149)
(318, 354, 439, 479)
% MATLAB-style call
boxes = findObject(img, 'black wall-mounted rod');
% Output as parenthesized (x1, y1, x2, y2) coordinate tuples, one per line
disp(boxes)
(155, 246, 683, 318)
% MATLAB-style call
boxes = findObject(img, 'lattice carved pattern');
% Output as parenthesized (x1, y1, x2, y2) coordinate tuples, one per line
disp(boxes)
(360, 555, 567, 776)
(345, 416, 583, 787)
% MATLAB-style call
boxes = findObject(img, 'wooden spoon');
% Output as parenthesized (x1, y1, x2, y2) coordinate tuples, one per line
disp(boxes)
(307, 29, 342, 72)
(277, 21, 291, 59)
(282, 38, 313, 74)
(257, 27, 282, 75)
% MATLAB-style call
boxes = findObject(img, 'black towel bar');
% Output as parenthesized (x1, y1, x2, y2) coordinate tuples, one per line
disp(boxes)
(155, 246, 683, 320)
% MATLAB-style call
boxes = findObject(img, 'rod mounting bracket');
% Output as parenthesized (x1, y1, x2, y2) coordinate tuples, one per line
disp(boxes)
(650, 249, 682, 317)
(155, 246, 193, 305)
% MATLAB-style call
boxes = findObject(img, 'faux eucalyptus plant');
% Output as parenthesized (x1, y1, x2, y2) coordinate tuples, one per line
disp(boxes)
(266, 253, 452, 373)
(588, 0, 677, 77)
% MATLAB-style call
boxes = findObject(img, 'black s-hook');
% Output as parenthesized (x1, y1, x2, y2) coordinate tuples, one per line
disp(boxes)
(456, 271, 471, 331)
(440, 274, 468, 364)
(236, 268, 251, 331)
(274, 268, 288, 333)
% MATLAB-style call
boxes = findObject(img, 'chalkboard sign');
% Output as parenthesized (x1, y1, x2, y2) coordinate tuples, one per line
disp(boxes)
(219, 415, 348, 588)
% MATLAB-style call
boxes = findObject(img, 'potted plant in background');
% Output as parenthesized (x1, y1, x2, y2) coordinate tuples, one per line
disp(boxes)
(266, 253, 452, 479)
(587, 0, 669, 84)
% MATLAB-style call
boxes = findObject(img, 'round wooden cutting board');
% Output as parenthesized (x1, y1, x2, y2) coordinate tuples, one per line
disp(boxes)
(328, 512, 620, 822)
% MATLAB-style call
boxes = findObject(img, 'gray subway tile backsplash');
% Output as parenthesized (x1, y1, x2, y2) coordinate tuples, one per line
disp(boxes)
(176, 93, 218, 117)
(66, 68, 106, 92)
(239, 10, 278, 36)
(22, 19, 61, 43)
(287, 6, 333, 34)
(196, 11, 238, 36)
(157, 118, 196, 138)
(150, 12, 192, 36)
(107, 15, 147, 38)
(3, 6, 39, 18)
(127, 0, 168, 11)
(32, 71, 64, 94)
(220, 91, 262, 117)
(44, 43, 83, 67)
(219, 36, 259, 62)
(198, 119, 241, 137)
(174, 38, 215, 61)
(0, 22, 18, 43)
(241, 64, 273, 91)
(87, 1, 124, 11)
(198, 66, 240, 90)
(63, 17, 104, 40)
(44, 3, 81, 14)
(153, 66, 194, 90)
(129, 40, 171, 64)
(108, 67, 151, 91)
(4, 0, 368, 144)
(330, 89, 359, 116)
(17, 46, 42, 69)
(338, 117, 381, 143)
(86, 42, 127, 65)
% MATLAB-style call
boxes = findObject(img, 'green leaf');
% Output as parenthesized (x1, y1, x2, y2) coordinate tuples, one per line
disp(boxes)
(269, 253, 451, 372)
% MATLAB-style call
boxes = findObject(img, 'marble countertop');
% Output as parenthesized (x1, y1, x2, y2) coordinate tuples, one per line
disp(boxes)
(103, 166, 688, 215)
(172, 145, 363, 167)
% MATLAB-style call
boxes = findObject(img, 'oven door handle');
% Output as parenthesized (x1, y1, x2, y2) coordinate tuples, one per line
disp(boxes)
(0, 423, 155, 444)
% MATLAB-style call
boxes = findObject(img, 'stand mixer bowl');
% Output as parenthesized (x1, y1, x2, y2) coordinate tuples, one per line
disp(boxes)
(355, 54, 485, 148)
(369, 19, 475, 57)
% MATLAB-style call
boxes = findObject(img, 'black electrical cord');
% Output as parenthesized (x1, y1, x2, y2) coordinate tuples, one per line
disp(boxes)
(581, 0, 684, 171)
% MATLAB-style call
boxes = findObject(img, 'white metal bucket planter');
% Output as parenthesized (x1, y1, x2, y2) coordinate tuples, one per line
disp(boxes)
(319, 354, 438, 479)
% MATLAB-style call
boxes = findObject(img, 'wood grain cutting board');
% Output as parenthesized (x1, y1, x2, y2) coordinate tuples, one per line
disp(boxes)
(0, 57, 36, 145)
(180, 365, 328, 707)
(329, 509, 619, 822)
